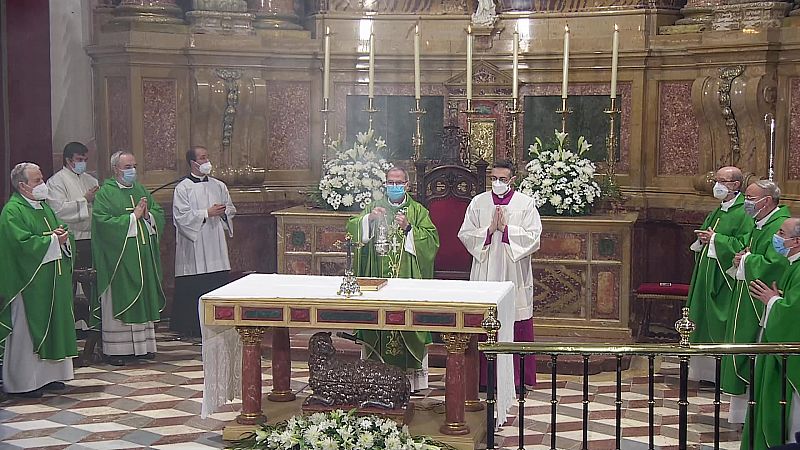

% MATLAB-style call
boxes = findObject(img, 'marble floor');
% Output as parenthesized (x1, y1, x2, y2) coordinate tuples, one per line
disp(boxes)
(0, 332, 742, 450)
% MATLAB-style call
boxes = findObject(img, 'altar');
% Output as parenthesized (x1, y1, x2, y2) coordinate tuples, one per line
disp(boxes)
(200, 273, 516, 441)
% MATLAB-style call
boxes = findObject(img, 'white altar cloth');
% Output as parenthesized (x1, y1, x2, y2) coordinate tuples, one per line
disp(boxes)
(200, 274, 516, 425)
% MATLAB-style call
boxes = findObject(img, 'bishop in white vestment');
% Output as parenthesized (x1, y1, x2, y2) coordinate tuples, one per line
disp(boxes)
(458, 160, 542, 387)
(172, 146, 236, 338)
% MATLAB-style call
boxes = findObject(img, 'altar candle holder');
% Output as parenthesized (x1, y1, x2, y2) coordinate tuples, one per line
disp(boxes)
(321, 97, 334, 165)
(363, 96, 380, 132)
(461, 99, 478, 164)
(555, 97, 572, 133)
(508, 97, 524, 165)
(410, 98, 427, 162)
(603, 97, 621, 182)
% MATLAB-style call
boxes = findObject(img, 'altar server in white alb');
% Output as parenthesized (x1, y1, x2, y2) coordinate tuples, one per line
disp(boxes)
(172, 146, 236, 338)
(458, 159, 542, 387)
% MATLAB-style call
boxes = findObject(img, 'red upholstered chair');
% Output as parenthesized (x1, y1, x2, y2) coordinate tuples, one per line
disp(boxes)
(634, 282, 690, 342)
(415, 160, 488, 280)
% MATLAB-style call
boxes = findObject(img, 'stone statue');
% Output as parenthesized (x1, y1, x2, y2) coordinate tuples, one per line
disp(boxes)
(472, 0, 498, 27)
(307, 332, 411, 410)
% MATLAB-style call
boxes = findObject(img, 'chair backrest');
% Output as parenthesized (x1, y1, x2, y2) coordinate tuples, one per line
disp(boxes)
(415, 161, 488, 279)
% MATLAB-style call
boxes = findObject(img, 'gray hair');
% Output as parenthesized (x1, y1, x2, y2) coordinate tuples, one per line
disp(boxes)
(791, 220, 800, 239)
(387, 166, 409, 182)
(10, 162, 39, 192)
(110, 150, 133, 171)
(754, 179, 781, 203)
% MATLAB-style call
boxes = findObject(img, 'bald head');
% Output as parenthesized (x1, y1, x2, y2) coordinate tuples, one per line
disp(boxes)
(782, 218, 800, 239)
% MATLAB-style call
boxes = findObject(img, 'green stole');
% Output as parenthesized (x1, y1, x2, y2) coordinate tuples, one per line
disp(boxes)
(91, 178, 166, 326)
(741, 258, 800, 450)
(0, 193, 78, 361)
(687, 194, 752, 344)
(346, 195, 440, 370)
(721, 206, 790, 395)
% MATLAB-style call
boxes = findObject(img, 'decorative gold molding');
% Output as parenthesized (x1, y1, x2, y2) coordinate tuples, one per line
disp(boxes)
(236, 326, 265, 345)
(441, 333, 471, 354)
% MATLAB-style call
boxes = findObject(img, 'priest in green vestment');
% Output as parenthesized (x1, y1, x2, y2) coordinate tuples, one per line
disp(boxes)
(0, 162, 77, 397)
(346, 166, 439, 390)
(92, 151, 166, 366)
(686, 166, 753, 382)
(722, 180, 790, 424)
(742, 217, 800, 450)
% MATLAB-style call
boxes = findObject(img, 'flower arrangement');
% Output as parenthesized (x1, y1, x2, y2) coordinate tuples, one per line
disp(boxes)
(315, 129, 393, 211)
(518, 130, 602, 216)
(227, 409, 446, 450)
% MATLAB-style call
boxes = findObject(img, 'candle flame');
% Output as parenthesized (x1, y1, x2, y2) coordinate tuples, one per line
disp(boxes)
(326, 26, 330, 35)
(415, 24, 419, 34)
(565, 25, 569, 32)
(468, 25, 472, 34)
(614, 24, 618, 31)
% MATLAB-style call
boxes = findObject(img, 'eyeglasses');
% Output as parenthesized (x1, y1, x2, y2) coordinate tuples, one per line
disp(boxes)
(744, 196, 767, 202)
(714, 179, 737, 184)
(385, 181, 406, 186)
(489, 176, 511, 183)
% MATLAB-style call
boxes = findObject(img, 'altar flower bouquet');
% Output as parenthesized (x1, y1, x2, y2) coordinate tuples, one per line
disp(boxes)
(227, 409, 446, 450)
(518, 130, 602, 216)
(316, 129, 393, 211)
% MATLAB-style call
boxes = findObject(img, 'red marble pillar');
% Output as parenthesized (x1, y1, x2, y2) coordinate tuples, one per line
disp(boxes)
(440, 333, 471, 435)
(464, 334, 484, 411)
(267, 327, 296, 402)
(236, 326, 266, 425)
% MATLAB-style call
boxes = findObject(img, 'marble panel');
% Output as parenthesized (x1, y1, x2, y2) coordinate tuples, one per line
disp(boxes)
(285, 254, 312, 275)
(318, 257, 347, 277)
(142, 79, 178, 171)
(500, 0, 683, 11)
(107, 77, 131, 153)
(284, 224, 313, 252)
(316, 226, 347, 253)
(532, 263, 586, 318)
(324, 0, 466, 13)
(267, 81, 310, 170)
(592, 233, 621, 261)
(789, 78, 800, 180)
(537, 231, 588, 260)
(522, 83, 631, 173)
(592, 265, 620, 320)
(657, 81, 699, 176)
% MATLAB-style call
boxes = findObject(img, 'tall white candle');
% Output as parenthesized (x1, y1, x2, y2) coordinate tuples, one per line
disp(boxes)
(368, 30, 375, 99)
(512, 28, 519, 100)
(610, 24, 619, 100)
(562, 25, 570, 100)
(466, 25, 473, 101)
(414, 24, 421, 100)
(323, 26, 331, 101)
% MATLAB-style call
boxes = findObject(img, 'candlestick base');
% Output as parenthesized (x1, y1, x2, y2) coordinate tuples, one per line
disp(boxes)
(555, 98, 573, 133)
(410, 99, 427, 162)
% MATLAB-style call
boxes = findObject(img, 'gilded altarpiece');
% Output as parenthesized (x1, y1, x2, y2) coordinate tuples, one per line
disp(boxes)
(274, 206, 638, 341)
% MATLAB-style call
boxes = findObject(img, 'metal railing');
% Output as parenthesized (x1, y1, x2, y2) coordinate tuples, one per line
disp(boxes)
(479, 308, 800, 450)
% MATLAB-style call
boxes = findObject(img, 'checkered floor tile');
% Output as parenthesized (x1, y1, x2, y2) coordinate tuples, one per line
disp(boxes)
(0, 333, 742, 449)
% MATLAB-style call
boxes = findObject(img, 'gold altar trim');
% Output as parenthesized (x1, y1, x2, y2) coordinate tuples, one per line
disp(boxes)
(273, 208, 358, 219)
(479, 341, 800, 356)
(540, 212, 639, 226)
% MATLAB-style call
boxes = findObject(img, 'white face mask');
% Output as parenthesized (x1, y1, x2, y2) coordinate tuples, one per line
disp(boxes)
(492, 179, 510, 196)
(198, 161, 213, 175)
(31, 183, 50, 200)
(712, 182, 730, 200)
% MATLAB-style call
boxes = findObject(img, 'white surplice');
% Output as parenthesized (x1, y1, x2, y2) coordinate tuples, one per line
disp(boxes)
(172, 176, 236, 277)
(3, 198, 74, 393)
(46, 167, 98, 240)
(458, 190, 542, 321)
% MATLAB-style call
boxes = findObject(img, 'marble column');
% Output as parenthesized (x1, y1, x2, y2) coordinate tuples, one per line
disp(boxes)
(236, 326, 267, 425)
(248, 0, 302, 30)
(440, 333, 472, 436)
(464, 335, 484, 412)
(675, 0, 723, 27)
(267, 327, 296, 402)
(113, 0, 184, 24)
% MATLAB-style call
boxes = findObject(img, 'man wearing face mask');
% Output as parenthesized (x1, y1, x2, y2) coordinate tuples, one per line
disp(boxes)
(0, 163, 77, 397)
(171, 146, 236, 339)
(721, 179, 789, 424)
(92, 151, 166, 366)
(686, 166, 753, 383)
(458, 160, 542, 388)
(743, 217, 800, 450)
(346, 166, 439, 390)
(47, 142, 100, 330)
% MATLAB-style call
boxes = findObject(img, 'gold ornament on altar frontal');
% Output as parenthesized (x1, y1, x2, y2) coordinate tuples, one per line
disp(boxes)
(236, 326, 265, 345)
(675, 307, 695, 347)
(481, 306, 501, 345)
(441, 333, 471, 353)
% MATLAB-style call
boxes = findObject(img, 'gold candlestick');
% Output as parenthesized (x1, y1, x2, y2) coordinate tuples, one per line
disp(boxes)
(603, 97, 621, 181)
(555, 97, 572, 133)
(410, 98, 427, 162)
(363, 97, 380, 132)
(508, 97, 524, 167)
(461, 99, 477, 166)
(321, 97, 334, 165)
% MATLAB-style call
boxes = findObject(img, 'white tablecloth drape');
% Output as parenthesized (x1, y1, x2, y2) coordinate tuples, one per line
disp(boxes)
(200, 274, 516, 425)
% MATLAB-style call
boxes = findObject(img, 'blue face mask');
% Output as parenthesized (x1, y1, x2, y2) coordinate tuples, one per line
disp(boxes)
(386, 184, 406, 202)
(72, 161, 87, 175)
(773, 234, 792, 257)
(121, 168, 136, 184)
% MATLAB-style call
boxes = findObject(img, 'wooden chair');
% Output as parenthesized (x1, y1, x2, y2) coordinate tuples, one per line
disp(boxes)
(73, 268, 100, 366)
(634, 282, 690, 342)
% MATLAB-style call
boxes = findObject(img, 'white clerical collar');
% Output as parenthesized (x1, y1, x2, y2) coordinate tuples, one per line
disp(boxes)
(116, 180, 134, 189)
(22, 194, 43, 210)
(720, 192, 740, 212)
(789, 251, 800, 265)
(755, 206, 780, 230)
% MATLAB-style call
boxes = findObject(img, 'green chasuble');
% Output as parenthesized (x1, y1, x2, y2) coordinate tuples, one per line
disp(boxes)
(92, 179, 166, 326)
(0, 193, 78, 362)
(721, 206, 790, 395)
(346, 194, 440, 371)
(741, 258, 800, 450)
(687, 194, 753, 344)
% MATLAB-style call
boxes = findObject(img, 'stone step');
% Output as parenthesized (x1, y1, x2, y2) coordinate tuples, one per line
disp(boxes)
(594, 391, 663, 409)
(660, 422, 741, 443)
